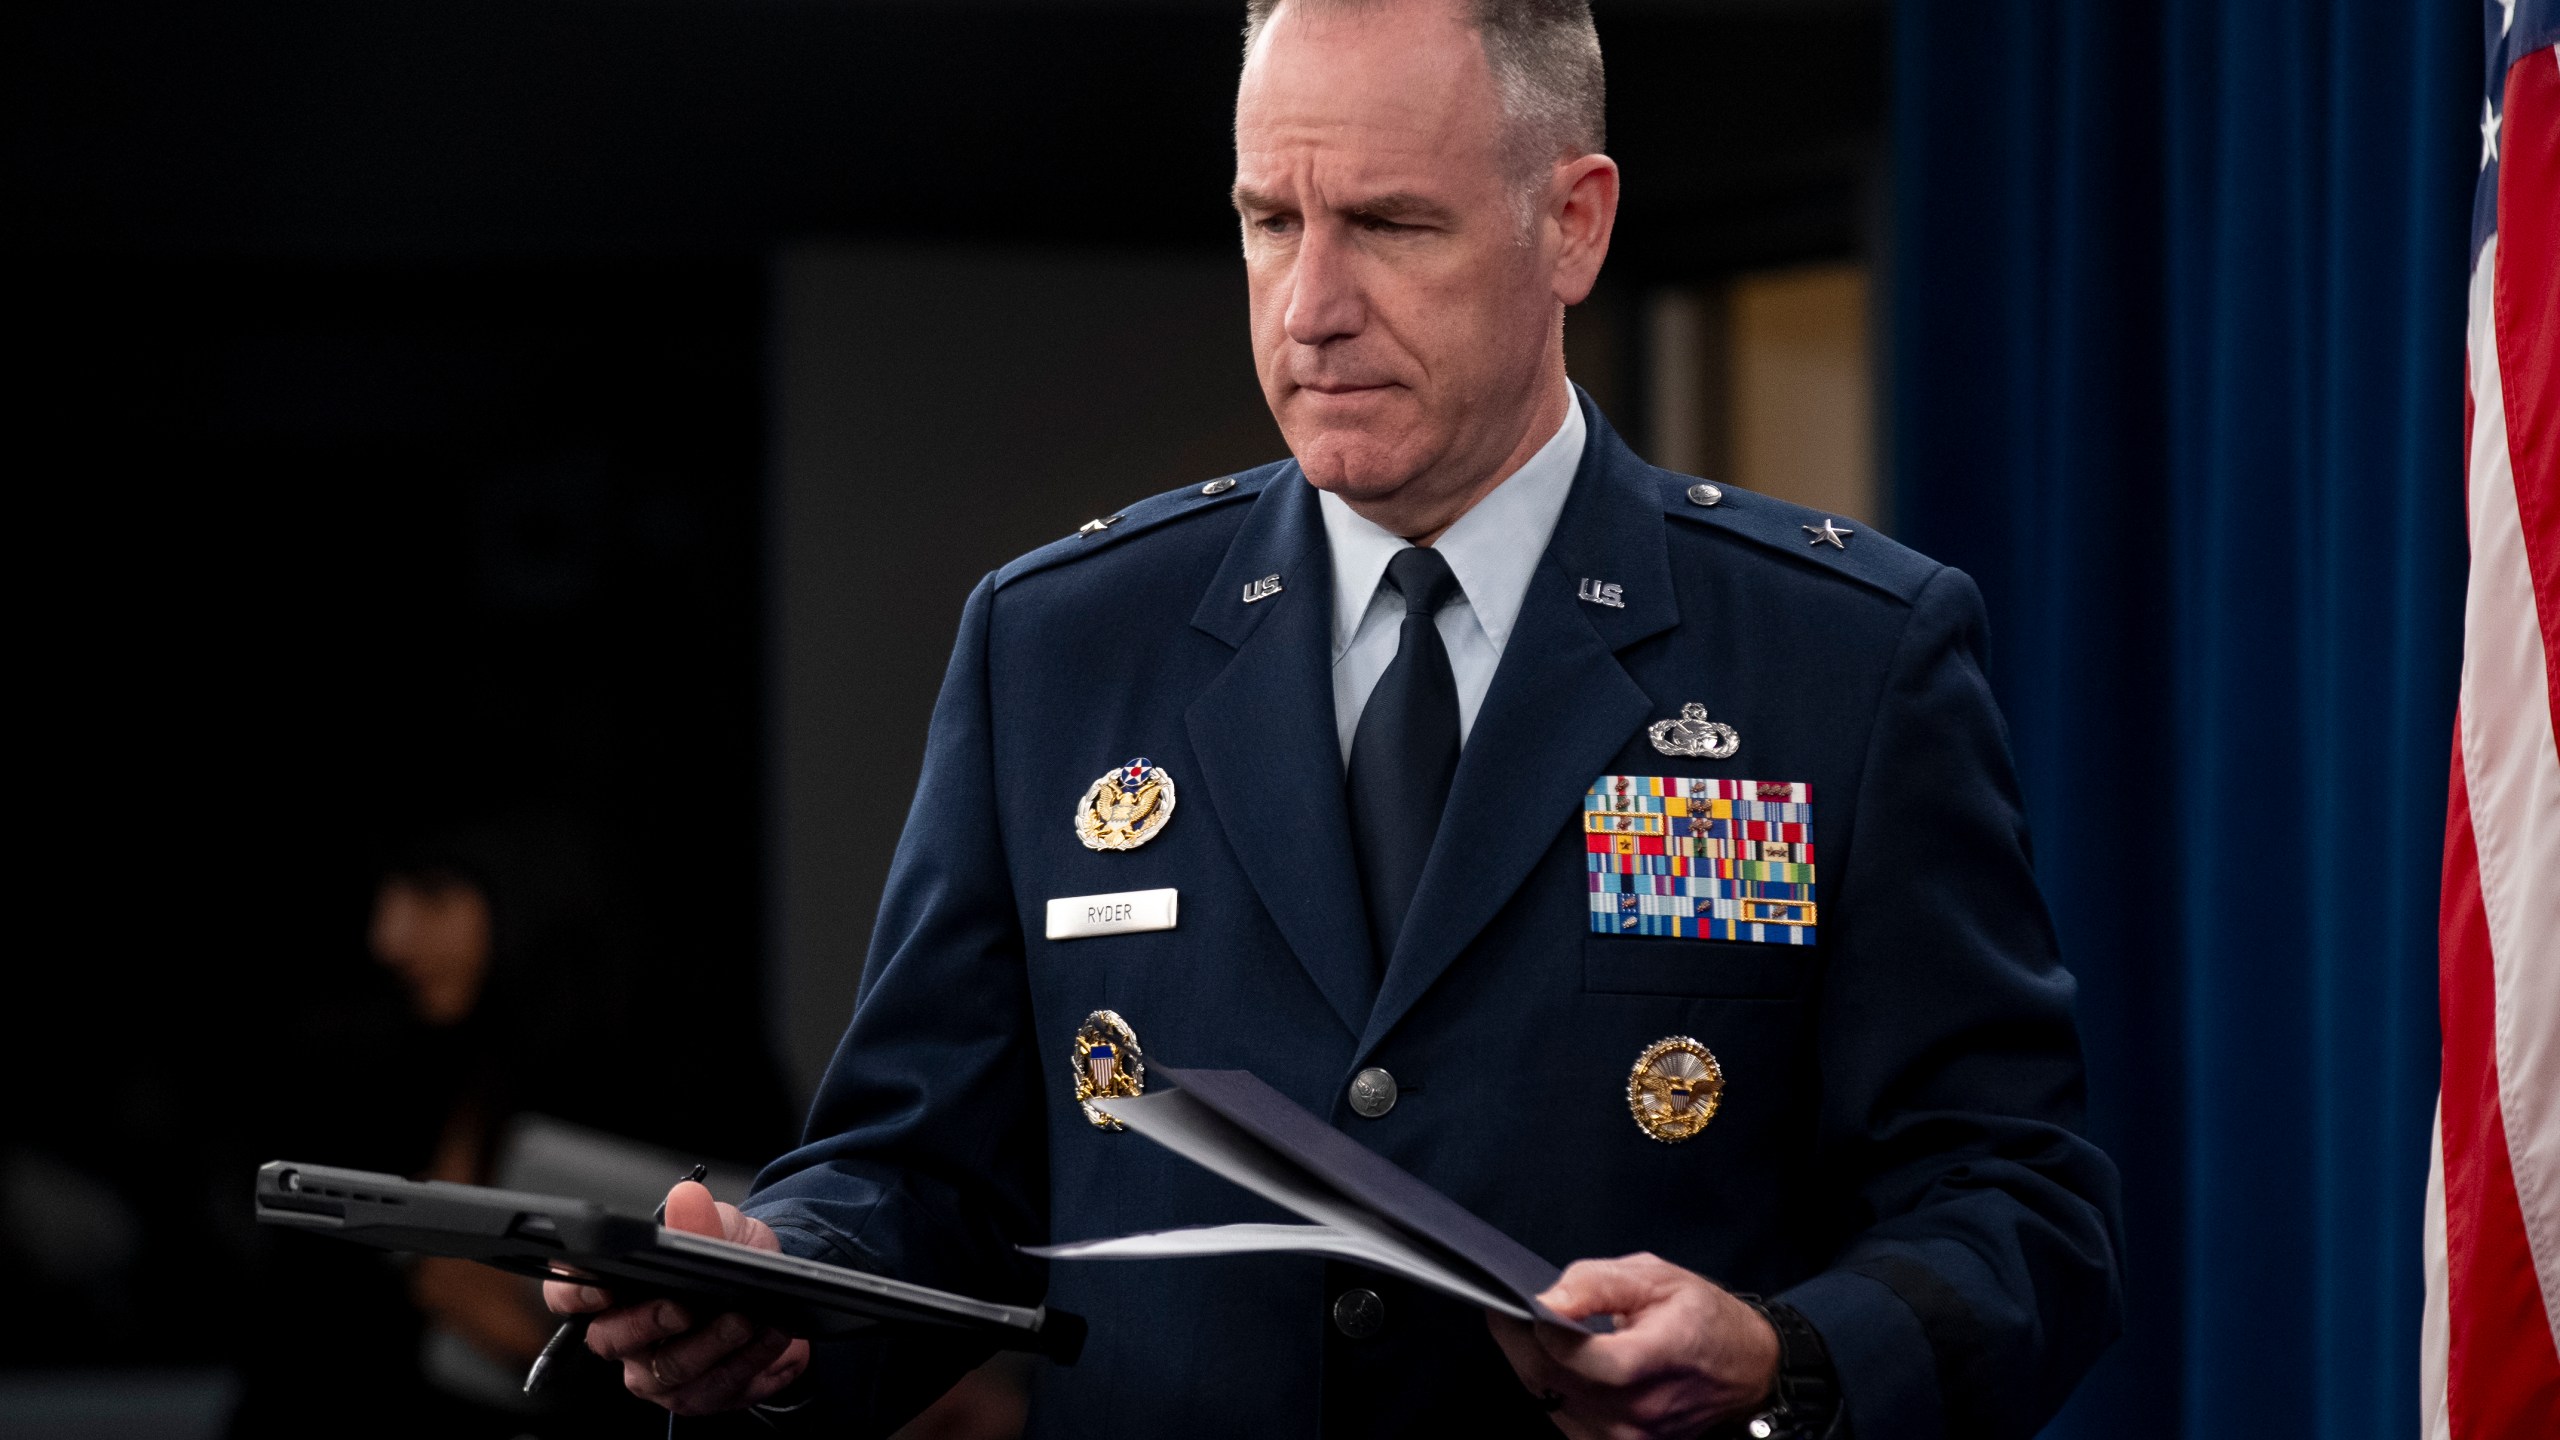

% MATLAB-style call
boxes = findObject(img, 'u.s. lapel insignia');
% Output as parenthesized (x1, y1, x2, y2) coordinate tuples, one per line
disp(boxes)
(1075, 757, 1176, 850)
(1072, 1009, 1145, 1129)
(1628, 1036, 1724, 1143)
(1648, 703, 1740, 759)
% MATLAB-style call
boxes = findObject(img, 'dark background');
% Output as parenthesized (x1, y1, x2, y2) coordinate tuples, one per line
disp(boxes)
(7, 2, 2487, 1437)
(7, 1, 1880, 261)
(6, 2, 1888, 1435)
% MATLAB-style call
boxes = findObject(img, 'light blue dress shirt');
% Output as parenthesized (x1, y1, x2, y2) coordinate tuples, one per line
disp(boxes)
(1318, 389, 1585, 763)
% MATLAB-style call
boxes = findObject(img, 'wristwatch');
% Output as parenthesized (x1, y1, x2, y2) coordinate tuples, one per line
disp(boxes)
(1713, 1296, 1844, 1440)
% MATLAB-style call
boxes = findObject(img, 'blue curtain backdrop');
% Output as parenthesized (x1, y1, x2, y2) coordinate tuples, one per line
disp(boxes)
(1892, 2, 2477, 1435)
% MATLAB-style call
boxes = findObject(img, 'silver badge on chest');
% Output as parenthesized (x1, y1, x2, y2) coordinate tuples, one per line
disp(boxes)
(1648, 702, 1739, 760)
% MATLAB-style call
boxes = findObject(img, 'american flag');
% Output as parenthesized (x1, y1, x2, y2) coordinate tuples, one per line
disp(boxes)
(2423, 2, 2560, 1434)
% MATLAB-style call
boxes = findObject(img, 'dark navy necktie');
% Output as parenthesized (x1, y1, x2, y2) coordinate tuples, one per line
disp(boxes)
(1346, 545, 1464, 977)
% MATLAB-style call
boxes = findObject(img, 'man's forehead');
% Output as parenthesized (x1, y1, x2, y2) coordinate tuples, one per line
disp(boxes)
(1235, 0, 1502, 174)
(1233, 123, 1473, 206)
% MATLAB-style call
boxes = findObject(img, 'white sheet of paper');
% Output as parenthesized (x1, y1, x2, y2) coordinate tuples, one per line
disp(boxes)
(1027, 1222, 1527, 1317)
(1033, 1090, 1532, 1320)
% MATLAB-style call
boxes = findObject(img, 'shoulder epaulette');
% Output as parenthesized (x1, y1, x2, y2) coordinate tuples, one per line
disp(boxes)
(992, 459, 1292, 591)
(1652, 470, 1938, 606)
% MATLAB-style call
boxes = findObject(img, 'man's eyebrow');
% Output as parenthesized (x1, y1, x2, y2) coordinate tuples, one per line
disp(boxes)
(1228, 186, 1455, 224)
(1341, 191, 1453, 224)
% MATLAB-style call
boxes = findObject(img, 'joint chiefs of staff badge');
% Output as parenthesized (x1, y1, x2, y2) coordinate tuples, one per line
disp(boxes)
(1075, 757, 1176, 851)
(1628, 1036, 1725, 1143)
(1071, 1009, 1146, 1129)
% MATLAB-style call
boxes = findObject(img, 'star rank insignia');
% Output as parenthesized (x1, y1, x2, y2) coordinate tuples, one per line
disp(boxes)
(1802, 518, 1853, 549)
(1075, 757, 1176, 851)
(1072, 1010, 1145, 1129)
(1628, 1036, 1724, 1142)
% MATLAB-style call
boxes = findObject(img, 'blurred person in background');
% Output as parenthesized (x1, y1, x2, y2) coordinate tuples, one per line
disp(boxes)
(227, 813, 793, 1439)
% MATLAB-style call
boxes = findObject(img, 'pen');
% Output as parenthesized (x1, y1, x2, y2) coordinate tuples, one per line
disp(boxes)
(524, 1162, 710, 1396)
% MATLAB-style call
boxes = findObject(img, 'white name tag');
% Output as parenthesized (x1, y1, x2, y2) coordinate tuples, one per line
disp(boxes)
(1045, 888, 1179, 941)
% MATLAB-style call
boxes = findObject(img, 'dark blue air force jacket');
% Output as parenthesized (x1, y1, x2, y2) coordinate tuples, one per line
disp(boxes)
(729, 394, 2124, 1438)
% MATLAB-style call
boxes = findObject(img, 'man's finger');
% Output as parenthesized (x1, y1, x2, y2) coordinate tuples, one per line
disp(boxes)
(1486, 1312, 1582, 1406)
(740, 1339, 812, 1407)
(1522, 1300, 1653, 1392)
(544, 1279, 609, 1314)
(621, 1327, 791, 1414)
(662, 1179, 723, 1237)
(642, 1311, 758, 1390)
(1538, 1324, 1642, 1389)
(662, 1328, 795, 1416)
(1541, 1254, 1669, 1321)
(586, 1299, 693, 1360)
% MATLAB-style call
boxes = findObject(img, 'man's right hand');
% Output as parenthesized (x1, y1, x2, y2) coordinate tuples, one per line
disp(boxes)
(543, 1180, 812, 1415)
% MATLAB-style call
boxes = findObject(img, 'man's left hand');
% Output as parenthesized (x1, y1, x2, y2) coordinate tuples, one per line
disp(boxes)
(1485, 1252, 1780, 1439)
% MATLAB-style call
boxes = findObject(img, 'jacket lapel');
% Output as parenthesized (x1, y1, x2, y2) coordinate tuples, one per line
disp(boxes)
(1185, 472, 1379, 1037)
(1358, 400, 1679, 1054)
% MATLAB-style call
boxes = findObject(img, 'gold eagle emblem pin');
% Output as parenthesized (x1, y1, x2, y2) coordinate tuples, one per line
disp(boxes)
(1628, 1036, 1725, 1142)
(1072, 1010, 1146, 1129)
(1075, 757, 1176, 851)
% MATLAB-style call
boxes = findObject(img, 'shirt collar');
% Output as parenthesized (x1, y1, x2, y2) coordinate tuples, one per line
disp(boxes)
(1316, 388, 1585, 656)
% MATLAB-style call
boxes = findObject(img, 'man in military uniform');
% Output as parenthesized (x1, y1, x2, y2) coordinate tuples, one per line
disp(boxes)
(550, 1, 2124, 1434)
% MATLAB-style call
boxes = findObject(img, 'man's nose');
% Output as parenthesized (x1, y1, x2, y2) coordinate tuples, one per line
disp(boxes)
(1282, 223, 1364, 348)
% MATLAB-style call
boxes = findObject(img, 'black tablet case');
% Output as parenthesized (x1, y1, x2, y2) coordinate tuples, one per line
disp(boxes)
(253, 1160, 1083, 1362)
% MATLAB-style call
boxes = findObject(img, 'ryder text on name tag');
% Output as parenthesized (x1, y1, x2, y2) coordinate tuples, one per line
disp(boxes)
(1045, 888, 1180, 941)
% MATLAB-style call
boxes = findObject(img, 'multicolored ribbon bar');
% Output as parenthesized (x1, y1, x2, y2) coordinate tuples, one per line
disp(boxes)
(1584, 775, 1817, 942)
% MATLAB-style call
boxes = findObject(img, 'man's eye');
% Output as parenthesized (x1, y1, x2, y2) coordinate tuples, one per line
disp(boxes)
(1357, 216, 1409, 233)
(1253, 215, 1298, 236)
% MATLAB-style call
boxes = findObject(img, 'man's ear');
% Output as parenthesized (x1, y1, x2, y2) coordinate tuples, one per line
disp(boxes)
(1550, 154, 1620, 307)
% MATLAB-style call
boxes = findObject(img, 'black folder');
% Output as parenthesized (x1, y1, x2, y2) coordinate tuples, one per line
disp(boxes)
(1028, 1066, 1606, 1334)
(253, 1160, 1083, 1363)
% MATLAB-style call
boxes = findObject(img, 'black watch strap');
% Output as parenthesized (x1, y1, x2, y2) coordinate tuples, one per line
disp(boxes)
(1710, 1296, 1845, 1440)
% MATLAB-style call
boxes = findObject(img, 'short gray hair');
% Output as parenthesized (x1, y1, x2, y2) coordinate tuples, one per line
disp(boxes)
(1242, 0, 1606, 185)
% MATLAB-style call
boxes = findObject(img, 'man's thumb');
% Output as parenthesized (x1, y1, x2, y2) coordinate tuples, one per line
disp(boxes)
(1541, 1259, 1646, 1321)
(661, 1179, 722, 1237)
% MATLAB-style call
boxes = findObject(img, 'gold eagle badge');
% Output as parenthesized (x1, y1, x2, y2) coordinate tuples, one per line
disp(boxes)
(1628, 1036, 1725, 1143)
(1075, 757, 1176, 851)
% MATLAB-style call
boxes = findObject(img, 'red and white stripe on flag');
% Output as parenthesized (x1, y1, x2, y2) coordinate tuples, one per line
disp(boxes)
(2423, 23, 2560, 1440)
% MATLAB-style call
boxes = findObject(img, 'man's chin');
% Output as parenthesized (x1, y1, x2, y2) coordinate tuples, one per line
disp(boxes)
(1282, 420, 1432, 500)
(1293, 447, 1429, 500)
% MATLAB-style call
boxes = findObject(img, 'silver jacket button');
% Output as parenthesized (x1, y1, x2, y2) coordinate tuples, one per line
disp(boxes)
(1332, 1287, 1385, 1339)
(1201, 476, 1237, 495)
(1687, 482, 1723, 507)
(1348, 1068, 1398, 1118)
